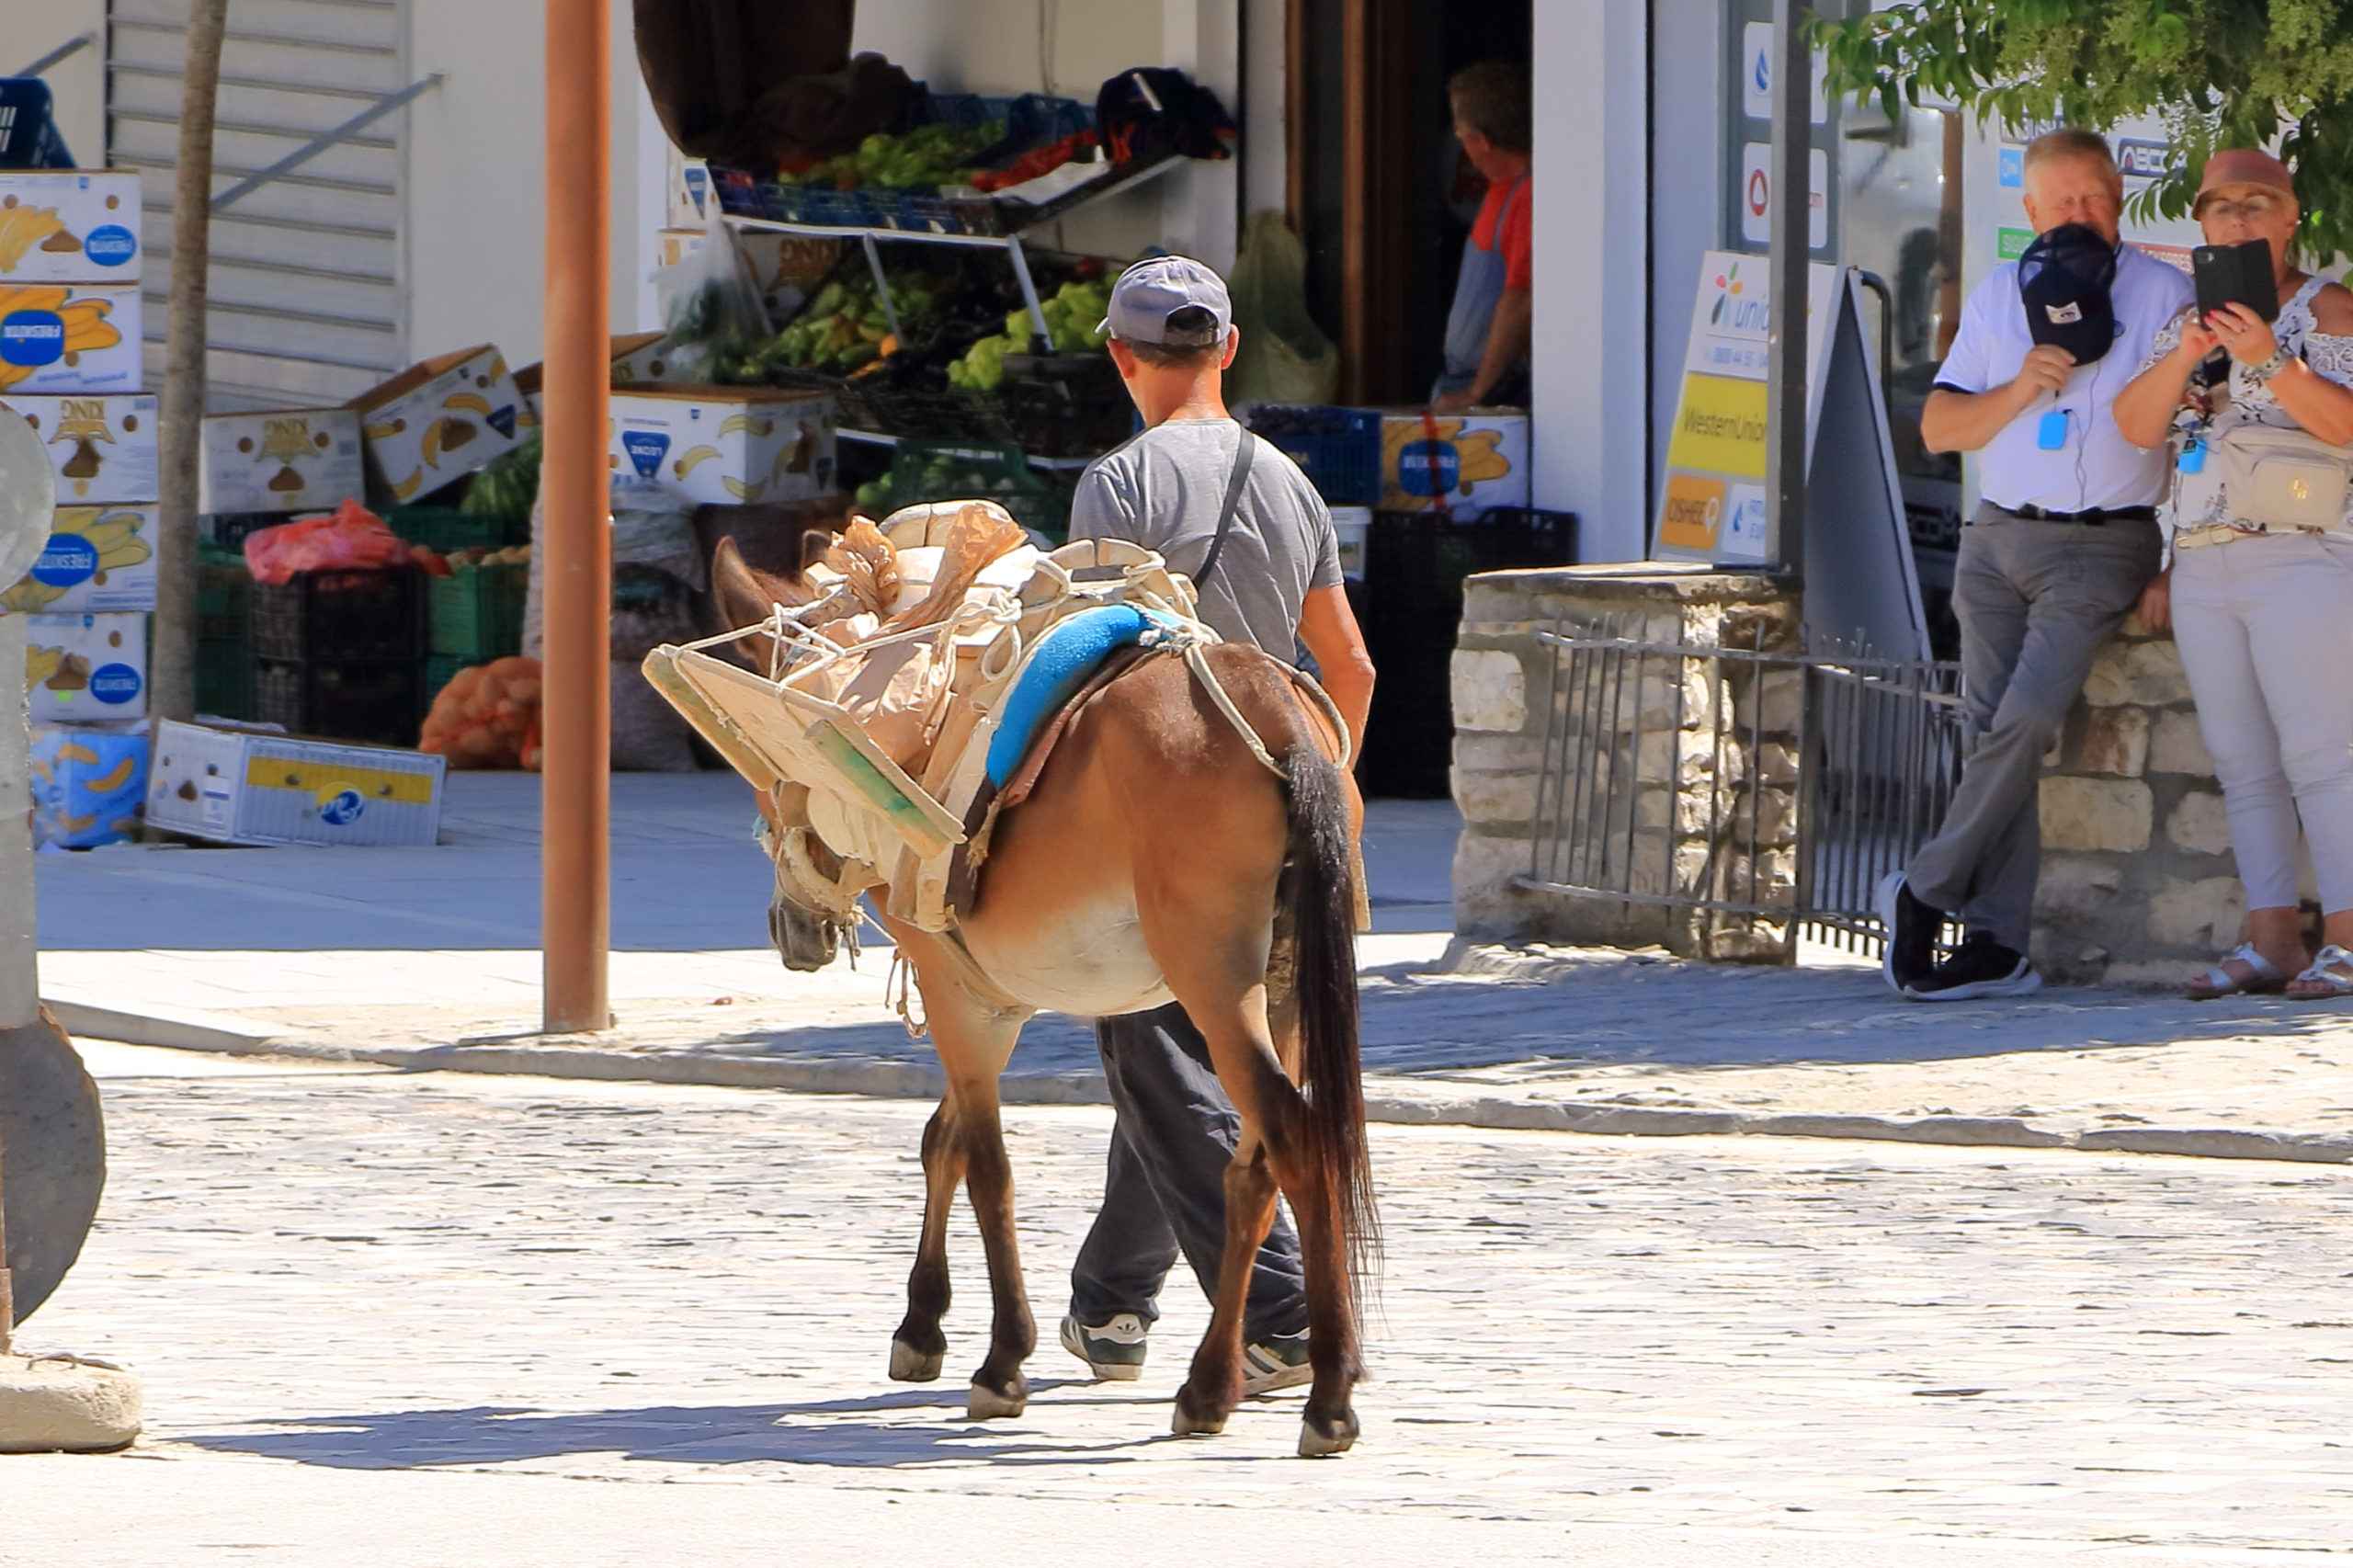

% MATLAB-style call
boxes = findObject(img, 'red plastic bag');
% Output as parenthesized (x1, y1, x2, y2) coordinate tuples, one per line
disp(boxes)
(243, 499, 411, 585)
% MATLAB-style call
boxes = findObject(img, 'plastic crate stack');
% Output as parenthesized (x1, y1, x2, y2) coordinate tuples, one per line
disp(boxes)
(249, 564, 427, 748)
(392, 506, 530, 704)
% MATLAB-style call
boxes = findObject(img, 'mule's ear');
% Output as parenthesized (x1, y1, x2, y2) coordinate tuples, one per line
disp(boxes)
(711, 536, 780, 630)
(801, 527, 835, 574)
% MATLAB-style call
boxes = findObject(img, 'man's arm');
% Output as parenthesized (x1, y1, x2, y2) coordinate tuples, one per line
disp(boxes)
(1298, 585, 1375, 752)
(1434, 287, 1533, 415)
(1919, 344, 2074, 453)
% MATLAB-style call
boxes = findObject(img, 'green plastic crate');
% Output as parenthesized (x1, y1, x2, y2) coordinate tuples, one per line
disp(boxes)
(426, 560, 528, 660)
(425, 653, 477, 705)
(390, 505, 521, 554)
(196, 541, 253, 720)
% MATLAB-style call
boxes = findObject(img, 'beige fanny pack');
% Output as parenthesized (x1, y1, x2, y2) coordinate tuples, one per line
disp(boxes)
(2178, 423, 2353, 536)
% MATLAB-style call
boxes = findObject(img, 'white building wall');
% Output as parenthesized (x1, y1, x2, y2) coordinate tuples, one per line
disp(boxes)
(3, 0, 106, 161)
(1530, 0, 1652, 562)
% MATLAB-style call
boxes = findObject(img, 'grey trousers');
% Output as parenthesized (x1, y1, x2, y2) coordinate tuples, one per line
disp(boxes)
(1904, 505, 2162, 950)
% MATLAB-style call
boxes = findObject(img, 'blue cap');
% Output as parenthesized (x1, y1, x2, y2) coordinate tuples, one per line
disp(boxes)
(1099, 255, 1233, 347)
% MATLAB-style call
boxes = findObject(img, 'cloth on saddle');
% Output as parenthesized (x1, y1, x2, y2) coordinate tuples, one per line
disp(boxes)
(984, 604, 1188, 789)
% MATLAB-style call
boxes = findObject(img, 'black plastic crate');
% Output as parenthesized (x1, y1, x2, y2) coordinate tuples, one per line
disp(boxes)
(253, 656, 425, 748)
(249, 564, 424, 665)
(1355, 507, 1579, 800)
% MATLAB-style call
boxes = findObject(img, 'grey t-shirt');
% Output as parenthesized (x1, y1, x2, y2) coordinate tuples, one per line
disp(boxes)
(1067, 417, 1342, 658)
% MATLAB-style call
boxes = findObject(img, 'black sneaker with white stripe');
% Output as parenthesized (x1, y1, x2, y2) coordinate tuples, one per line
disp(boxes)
(1905, 930, 2041, 1002)
(1874, 871, 1942, 994)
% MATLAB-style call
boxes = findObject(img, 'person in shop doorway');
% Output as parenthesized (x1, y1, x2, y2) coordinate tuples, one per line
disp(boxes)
(1058, 255, 1377, 1393)
(1875, 129, 2191, 1000)
(1431, 61, 1531, 414)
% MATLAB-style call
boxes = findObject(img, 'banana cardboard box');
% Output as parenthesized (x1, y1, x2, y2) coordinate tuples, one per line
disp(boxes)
(199, 407, 366, 515)
(0, 171, 142, 283)
(0, 283, 142, 394)
(29, 722, 150, 849)
(347, 345, 525, 506)
(144, 719, 447, 848)
(0, 392, 159, 503)
(608, 384, 836, 507)
(25, 611, 145, 723)
(3, 504, 157, 613)
(1378, 408, 1530, 520)
(654, 227, 840, 324)
(512, 333, 676, 425)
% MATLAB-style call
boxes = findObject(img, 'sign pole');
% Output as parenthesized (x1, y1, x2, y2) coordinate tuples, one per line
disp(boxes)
(1765, 0, 1811, 575)
(540, 0, 612, 1033)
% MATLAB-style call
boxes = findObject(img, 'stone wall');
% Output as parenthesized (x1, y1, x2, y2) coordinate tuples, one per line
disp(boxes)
(1450, 564, 1802, 960)
(1452, 570, 2256, 987)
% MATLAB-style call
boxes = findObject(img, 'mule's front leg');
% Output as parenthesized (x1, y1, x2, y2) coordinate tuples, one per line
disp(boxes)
(889, 1100, 962, 1382)
(957, 1083, 1037, 1418)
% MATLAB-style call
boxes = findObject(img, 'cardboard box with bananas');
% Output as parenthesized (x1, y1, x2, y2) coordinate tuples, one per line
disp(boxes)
(0, 392, 158, 503)
(348, 345, 525, 505)
(145, 719, 447, 849)
(1378, 408, 1530, 520)
(2, 504, 157, 613)
(0, 282, 141, 393)
(608, 385, 836, 507)
(199, 407, 366, 515)
(26, 611, 145, 723)
(0, 171, 142, 284)
(511, 333, 677, 425)
(655, 227, 840, 324)
(30, 722, 150, 849)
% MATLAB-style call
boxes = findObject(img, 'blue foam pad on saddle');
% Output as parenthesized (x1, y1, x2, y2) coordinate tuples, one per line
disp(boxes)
(986, 604, 1160, 788)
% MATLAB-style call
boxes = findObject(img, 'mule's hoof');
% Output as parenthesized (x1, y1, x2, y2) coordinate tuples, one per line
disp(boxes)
(967, 1379, 1027, 1420)
(1171, 1387, 1228, 1437)
(1298, 1409, 1359, 1458)
(889, 1339, 943, 1383)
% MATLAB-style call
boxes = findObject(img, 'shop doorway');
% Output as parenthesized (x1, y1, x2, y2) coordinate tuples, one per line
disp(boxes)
(1289, 0, 1531, 404)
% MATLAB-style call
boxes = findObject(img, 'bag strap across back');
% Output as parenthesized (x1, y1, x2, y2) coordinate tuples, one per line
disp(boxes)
(1192, 429, 1257, 591)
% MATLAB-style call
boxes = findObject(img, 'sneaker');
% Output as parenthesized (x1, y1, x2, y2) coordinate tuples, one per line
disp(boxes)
(1241, 1330, 1313, 1396)
(1905, 930, 2041, 1002)
(1060, 1312, 1148, 1381)
(1875, 871, 1943, 993)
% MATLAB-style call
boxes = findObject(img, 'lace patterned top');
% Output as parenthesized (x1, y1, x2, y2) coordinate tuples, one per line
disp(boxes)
(2143, 274, 2353, 531)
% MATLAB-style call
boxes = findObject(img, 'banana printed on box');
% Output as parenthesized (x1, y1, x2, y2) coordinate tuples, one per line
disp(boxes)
(29, 723, 150, 849)
(348, 345, 526, 506)
(607, 385, 836, 507)
(199, 407, 366, 515)
(0, 172, 142, 285)
(26, 611, 145, 723)
(0, 392, 159, 503)
(1, 504, 156, 613)
(0, 283, 142, 394)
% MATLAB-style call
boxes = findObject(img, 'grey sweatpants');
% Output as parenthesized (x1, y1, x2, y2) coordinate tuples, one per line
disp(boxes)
(1904, 505, 2162, 951)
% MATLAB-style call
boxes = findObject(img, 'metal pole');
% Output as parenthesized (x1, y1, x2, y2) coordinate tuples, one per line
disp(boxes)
(541, 0, 611, 1034)
(1766, 0, 1811, 575)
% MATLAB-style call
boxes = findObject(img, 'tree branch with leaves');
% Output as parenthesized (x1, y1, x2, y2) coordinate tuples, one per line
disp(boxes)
(1816, 0, 2353, 256)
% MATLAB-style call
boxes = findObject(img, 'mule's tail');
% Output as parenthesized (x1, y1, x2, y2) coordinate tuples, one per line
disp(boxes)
(1282, 741, 1381, 1299)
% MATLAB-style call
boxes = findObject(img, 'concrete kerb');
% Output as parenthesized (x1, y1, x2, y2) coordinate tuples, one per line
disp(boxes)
(76, 1020, 2353, 1169)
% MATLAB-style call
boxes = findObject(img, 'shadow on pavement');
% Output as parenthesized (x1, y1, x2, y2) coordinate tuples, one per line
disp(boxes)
(177, 1383, 1186, 1471)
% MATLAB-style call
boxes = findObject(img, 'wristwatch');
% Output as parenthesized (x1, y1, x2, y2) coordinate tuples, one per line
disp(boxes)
(2246, 347, 2296, 386)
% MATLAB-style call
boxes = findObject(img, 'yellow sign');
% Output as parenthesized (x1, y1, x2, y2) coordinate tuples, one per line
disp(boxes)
(245, 757, 438, 805)
(1658, 473, 1727, 552)
(1664, 372, 1769, 479)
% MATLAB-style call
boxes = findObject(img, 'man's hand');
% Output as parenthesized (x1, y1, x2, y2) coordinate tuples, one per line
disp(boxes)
(2007, 343, 2075, 403)
(2136, 569, 2172, 635)
(1431, 389, 1477, 415)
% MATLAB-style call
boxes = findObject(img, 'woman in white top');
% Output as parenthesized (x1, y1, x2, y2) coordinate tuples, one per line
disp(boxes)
(2117, 148, 2353, 999)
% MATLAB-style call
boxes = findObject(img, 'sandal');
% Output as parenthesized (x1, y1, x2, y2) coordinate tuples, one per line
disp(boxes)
(2288, 944, 2353, 1001)
(2186, 942, 2289, 1000)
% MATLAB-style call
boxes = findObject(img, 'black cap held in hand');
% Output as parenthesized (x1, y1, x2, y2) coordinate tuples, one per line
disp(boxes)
(2018, 222, 2120, 366)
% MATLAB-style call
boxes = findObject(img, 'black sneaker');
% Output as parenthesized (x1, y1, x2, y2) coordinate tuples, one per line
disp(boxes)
(1874, 871, 1943, 993)
(1060, 1312, 1148, 1381)
(1905, 930, 2040, 1002)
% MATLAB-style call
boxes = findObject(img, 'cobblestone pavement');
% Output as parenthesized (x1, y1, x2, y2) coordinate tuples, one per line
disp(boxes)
(16, 1054, 2353, 1560)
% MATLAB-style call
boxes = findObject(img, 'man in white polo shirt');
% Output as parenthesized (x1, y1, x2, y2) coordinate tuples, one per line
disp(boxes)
(1876, 130, 2193, 1000)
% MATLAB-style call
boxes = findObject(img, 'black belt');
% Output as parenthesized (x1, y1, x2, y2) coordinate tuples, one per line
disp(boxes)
(1992, 504, 2158, 525)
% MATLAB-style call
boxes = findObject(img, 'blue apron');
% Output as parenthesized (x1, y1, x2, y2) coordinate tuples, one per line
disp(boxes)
(1435, 175, 1527, 399)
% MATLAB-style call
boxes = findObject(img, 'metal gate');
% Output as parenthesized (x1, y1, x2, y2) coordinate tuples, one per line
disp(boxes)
(1517, 620, 1965, 958)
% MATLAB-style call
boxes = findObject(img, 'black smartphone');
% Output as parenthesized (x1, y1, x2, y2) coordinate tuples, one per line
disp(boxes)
(2193, 237, 2279, 324)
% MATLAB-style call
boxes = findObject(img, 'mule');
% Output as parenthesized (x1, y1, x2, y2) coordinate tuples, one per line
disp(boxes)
(711, 541, 1377, 1457)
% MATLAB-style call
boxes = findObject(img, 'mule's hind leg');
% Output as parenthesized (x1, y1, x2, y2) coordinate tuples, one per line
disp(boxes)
(890, 1100, 962, 1382)
(1171, 1137, 1279, 1435)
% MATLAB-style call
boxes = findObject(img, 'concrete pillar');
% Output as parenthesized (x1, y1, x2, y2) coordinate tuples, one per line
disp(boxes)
(0, 615, 32, 1034)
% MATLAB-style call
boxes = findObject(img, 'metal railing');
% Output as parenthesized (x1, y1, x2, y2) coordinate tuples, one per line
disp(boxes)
(1515, 619, 1964, 958)
(210, 74, 444, 213)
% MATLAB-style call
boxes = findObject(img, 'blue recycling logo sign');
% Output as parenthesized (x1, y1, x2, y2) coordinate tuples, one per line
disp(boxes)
(316, 788, 367, 826)
(89, 663, 142, 705)
(1397, 440, 1460, 498)
(620, 429, 671, 478)
(30, 531, 97, 587)
(83, 224, 136, 267)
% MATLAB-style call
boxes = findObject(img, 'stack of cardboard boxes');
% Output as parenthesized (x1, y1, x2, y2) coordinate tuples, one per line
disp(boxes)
(0, 169, 154, 846)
